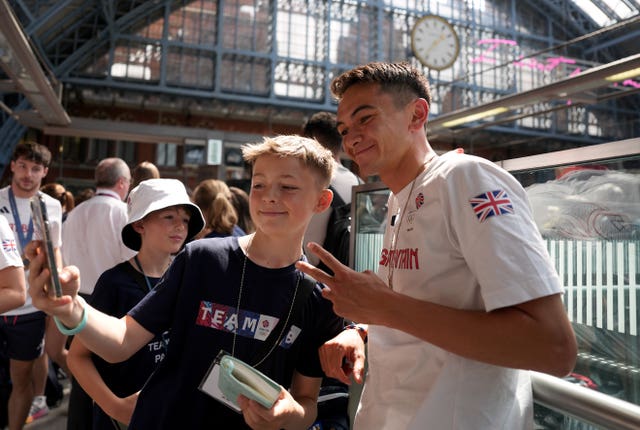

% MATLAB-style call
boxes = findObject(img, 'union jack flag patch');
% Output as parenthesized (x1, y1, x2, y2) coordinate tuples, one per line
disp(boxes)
(469, 189, 514, 222)
(2, 239, 17, 253)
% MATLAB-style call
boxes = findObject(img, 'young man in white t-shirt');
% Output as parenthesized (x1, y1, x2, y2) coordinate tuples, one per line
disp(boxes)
(0, 142, 62, 429)
(297, 62, 577, 430)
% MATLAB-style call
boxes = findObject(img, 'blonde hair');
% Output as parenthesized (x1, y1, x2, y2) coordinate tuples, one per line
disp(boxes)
(241, 135, 334, 188)
(192, 179, 238, 235)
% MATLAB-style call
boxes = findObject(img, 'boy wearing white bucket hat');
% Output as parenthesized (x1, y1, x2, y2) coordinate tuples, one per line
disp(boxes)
(27, 135, 344, 429)
(66, 178, 204, 429)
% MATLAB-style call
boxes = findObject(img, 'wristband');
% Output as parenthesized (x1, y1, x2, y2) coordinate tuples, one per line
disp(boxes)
(345, 323, 368, 343)
(54, 296, 88, 336)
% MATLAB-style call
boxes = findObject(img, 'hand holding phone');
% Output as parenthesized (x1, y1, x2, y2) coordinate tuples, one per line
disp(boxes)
(30, 194, 63, 298)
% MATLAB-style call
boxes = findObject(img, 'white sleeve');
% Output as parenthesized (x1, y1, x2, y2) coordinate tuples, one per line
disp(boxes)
(0, 217, 23, 269)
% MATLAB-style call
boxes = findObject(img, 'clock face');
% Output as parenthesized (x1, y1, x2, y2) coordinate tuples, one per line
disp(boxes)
(411, 15, 460, 71)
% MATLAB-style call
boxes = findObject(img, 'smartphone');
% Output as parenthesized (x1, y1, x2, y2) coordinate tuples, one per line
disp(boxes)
(30, 193, 63, 298)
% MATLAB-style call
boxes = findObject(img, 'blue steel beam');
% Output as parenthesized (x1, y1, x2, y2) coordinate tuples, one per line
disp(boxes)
(2, 0, 638, 156)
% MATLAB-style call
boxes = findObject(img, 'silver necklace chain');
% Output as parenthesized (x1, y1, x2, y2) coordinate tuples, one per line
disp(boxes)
(387, 155, 437, 289)
(231, 242, 301, 368)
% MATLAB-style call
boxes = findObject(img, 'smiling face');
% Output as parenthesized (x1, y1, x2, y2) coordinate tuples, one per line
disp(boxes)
(336, 83, 419, 180)
(135, 206, 191, 254)
(249, 154, 328, 239)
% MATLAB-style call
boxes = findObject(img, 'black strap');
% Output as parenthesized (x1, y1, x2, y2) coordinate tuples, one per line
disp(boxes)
(121, 260, 152, 294)
(329, 185, 346, 208)
(253, 273, 316, 362)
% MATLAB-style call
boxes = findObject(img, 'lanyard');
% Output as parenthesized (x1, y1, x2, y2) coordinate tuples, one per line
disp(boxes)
(132, 255, 170, 352)
(133, 255, 153, 291)
(96, 192, 121, 200)
(8, 187, 34, 253)
(232, 240, 301, 368)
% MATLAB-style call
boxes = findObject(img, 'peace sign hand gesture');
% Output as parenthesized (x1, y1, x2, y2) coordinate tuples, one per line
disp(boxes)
(295, 242, 393, 326)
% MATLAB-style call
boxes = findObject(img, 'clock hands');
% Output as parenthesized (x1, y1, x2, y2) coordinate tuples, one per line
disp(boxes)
(423, 32, 447, 55)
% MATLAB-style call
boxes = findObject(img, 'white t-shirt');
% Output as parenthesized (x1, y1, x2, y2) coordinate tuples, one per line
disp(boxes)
(0, 216, 23, 270)
(62, 188, 135, 295)
(355, 151, 562, 430)
(0, 187, 62, 315)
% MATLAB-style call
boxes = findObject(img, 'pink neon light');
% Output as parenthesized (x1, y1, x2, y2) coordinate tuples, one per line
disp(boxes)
(623, 79, 640, 89)
(468, 38, 640, 89)
(472, 39, 518, 64)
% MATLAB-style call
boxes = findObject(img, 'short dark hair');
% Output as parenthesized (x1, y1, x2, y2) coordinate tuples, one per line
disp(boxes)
(331, 62, 432, 108)
(302, 111, 342, 156)
(12, 141, 52, 168)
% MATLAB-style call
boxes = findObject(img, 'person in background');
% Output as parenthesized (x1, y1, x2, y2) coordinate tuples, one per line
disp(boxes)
(62, 192, 74, 220)
(192, 179, 245, 239)
(62, 158, 135, 299)
(301, 111, 361, 430)
(0, 142, 62, 430)
(130, 161, 160, 191)
(73, 188, 95, 207)
(229, 186, 255, 234)
(302, 111, 361, 267)
(27, 135, 344, 429)
(296, 62, 577, 430)
(61, 157, 136, 430)
(41, 183, 74, 223)
(67, 178, 204, 429)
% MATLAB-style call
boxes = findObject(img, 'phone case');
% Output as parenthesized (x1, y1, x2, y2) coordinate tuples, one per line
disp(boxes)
(30, 194, 62, 297)
(217, 354, 281, 409)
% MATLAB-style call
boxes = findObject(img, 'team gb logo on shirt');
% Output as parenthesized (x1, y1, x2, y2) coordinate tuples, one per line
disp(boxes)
(2, 238, 17, 254)
(469, 189, 514, 222)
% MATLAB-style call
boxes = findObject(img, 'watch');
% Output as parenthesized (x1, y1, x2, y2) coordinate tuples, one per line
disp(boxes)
(411, 15, 460, 71)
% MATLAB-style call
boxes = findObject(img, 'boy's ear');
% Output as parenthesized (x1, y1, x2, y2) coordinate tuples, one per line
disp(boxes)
(315, 188, 334, 213)
(131, 220, 145, 235)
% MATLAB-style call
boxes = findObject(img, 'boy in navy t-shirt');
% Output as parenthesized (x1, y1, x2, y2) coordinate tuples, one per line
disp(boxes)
(27, 135, 344, 429)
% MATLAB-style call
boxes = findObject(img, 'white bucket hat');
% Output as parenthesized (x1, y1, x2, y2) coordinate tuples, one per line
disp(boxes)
(121, 178, 205, 251)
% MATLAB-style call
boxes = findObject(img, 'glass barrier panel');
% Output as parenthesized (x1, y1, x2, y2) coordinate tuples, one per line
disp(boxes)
(513, 155, 640, 409)
(352, 186, 390, 272)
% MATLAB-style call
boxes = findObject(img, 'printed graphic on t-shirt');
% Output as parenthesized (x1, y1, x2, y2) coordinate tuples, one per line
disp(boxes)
(146, 331, 169, 364)
(469, 189, 514, 222)
(2, 238, 17, 254)
(196, 301, 302, 348)
(379, 247, 420, 271)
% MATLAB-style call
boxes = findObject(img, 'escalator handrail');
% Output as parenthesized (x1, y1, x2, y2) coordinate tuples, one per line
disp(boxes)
(531, 371, 640, 430)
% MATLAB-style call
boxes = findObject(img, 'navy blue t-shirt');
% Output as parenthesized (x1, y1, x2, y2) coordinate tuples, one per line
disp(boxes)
(88, 261, 167, 430)
(204, 224, 245, 238)
(127, 237, 343, 429)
